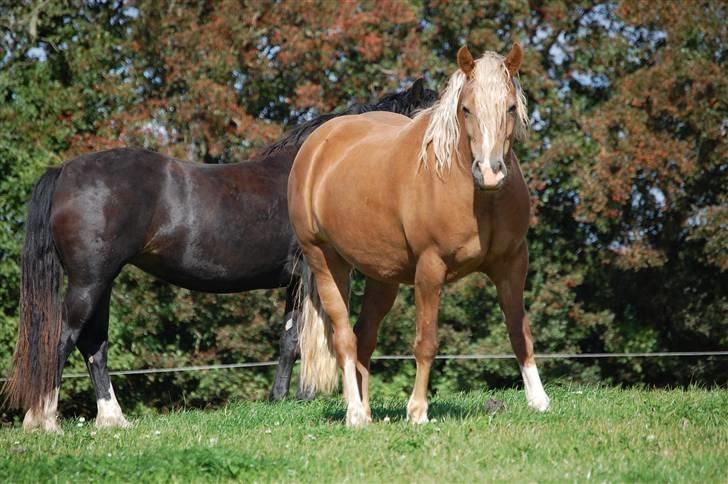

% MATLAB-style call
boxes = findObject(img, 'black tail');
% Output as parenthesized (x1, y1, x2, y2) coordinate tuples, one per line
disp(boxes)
(3, 167, 64, 412)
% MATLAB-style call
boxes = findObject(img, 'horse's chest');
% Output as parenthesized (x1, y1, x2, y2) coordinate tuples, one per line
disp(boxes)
(450, 235, 486, 265)
(444, 217, 526, 273)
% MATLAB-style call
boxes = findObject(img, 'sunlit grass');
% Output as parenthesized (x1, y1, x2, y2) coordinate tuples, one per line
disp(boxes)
(1, 386, 726, 482)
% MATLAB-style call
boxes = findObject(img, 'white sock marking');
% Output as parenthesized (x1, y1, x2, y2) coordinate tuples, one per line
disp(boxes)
(96, 383, 130, 428)
(520, 363, 550, 411)
(23, 388, 60, 432)
(343, 358, 368, 427)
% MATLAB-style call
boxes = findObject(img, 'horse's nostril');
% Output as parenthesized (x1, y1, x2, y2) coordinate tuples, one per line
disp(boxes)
(492, 162, 502, 174)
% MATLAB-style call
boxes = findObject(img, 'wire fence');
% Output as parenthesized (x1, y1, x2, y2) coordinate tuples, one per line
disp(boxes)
(2, 350, 725, 381)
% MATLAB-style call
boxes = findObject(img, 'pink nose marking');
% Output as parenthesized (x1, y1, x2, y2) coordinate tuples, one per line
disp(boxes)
(480, 167, 505, 187)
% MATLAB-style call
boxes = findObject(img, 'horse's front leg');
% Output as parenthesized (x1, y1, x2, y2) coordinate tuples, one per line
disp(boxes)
(490, 244, 550, 411)
(407, 252, 446, 424)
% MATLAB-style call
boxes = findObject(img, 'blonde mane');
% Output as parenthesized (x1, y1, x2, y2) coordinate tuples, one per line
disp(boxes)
(417, 51, 529, 173)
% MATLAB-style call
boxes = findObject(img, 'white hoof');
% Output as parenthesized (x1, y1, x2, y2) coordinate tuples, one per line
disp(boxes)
(406, 399, 429, 424)
(408, 413, 429, 425)
(22, 389, 61, 433)
(528, 393, 551, 412)
(95, 414, 131, 429)
(96, 387, 130, 429)
(346, 405, 370, 428)
(23, 415, 62, 433)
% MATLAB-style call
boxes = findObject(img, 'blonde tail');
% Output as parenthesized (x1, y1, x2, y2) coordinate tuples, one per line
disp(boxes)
(296, 261, 338, 394)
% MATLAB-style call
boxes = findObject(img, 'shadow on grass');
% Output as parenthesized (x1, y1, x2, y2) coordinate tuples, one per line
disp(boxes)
(321, 395, 503, 423)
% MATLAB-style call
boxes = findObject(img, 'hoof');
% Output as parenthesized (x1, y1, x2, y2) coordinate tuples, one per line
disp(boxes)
(407, 399, 429, 424)
(528, 393, 550, 412)
(268, 390, 287, 402)
(23, 416, 62, 434)
(296, 386, 316, 402)
(408, 413, 429, 425)
(363, 403, 372, 421)
(346, 405, 370, 428)
(96, 414, 132, 429)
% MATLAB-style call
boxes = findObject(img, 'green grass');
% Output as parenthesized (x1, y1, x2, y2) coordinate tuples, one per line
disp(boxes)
(1, 386, 726, 482)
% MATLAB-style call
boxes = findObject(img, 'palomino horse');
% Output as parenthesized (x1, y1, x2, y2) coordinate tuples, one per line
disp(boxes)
(289, 44, 550, 426)
(3, 81, 437, 432)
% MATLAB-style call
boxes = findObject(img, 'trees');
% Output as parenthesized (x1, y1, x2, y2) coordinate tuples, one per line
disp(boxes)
(1, 1, 724, 419)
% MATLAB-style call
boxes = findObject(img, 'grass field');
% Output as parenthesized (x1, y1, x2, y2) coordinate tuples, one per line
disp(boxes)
(1, 386, 726, 482)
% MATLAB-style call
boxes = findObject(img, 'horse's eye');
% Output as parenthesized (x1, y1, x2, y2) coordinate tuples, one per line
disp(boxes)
(508, 105, 517, 114)
(462, 106, 471, 116)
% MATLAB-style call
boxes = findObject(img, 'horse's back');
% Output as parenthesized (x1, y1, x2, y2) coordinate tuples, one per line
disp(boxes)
(308, 111, 410, 149)
(359, 110, 411, 126)
(289, 112, 420, 280)
(56, 148, 178, 200)
(51, 147, 295, 291)
(293, 111, 415, 181)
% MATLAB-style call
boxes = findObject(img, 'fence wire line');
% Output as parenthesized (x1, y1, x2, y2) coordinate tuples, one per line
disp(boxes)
(1, 351, 726, 382)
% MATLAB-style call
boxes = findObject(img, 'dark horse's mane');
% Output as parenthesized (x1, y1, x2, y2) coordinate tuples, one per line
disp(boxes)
(257, 80, 436, 158)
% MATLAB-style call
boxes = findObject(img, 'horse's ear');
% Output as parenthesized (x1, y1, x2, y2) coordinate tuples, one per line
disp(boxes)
(457, 46, 475, 77)
(410, 78, 425, 102)
(504, 42, 523, 76)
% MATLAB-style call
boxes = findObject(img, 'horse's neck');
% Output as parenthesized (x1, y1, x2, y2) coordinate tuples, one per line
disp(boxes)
(415, 110, 476, 174)
(407, 111, 441, 167)
(413, 112, 527, 210)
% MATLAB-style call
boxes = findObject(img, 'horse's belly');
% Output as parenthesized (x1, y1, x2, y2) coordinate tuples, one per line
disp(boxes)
(346, 248, 413, 283)
(324, 229, 414, 283)
(131, 245, 291, 293)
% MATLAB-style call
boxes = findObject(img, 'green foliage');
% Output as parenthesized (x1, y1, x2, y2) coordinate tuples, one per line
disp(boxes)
(0, 0, 725, 420)
(1, 388, 727, 481)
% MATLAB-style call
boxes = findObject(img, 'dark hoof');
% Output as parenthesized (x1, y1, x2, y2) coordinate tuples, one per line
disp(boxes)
(295, 388, 316, 401)
(268, 389, 288, 402)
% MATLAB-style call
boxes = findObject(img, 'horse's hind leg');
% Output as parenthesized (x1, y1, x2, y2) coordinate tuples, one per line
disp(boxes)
(269, 280, 301, 401)
(354, 278, 399, 419)
(22, 279, 113, 432)
(489, 245, 550, 411)
(76, 285, 130, 428)
(304, 244, 366, 426)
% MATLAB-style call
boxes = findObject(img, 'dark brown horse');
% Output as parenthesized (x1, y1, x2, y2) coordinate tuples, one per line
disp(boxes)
(4, 80, 437, 431)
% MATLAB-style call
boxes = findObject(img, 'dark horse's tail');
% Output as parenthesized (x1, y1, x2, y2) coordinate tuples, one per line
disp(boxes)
(3, 167, 64, 413)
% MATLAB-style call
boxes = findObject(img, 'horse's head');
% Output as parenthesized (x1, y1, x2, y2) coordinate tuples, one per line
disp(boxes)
(405, 78, 439, 115)
(457, 44, 527, 191)
(418, 44, 528, 191)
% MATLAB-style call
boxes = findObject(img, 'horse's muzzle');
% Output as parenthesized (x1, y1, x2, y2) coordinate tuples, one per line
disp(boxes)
(472, 160, 506, 191)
